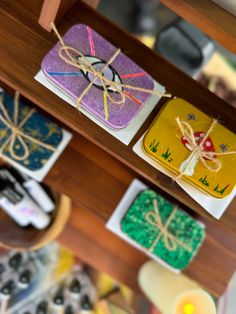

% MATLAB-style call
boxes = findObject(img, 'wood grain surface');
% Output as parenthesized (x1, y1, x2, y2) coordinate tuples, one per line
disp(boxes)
(0, 0, 236, 236)
(52, 134, 236, 296)
(0, 0, 236, 297)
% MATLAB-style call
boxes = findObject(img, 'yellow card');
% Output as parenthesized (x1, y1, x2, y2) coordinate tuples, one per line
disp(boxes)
(143, 98, 236, 198)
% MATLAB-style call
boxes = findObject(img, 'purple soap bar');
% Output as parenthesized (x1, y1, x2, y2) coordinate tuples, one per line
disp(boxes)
(41, 24, 154, 129)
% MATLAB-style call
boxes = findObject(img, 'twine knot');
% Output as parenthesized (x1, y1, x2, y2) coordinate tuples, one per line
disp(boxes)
(51, 23, 171, 120)
(0, 92, 56, 162)
(175, 117, 236, 179)
(145, 199, 192, 252)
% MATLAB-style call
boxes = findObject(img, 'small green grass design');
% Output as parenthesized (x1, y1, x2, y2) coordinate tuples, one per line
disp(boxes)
(214, 183, 229, 195)
(199, 175, 210, 187)
(149, 140, 159, 153)
(162, 148, 172, 160)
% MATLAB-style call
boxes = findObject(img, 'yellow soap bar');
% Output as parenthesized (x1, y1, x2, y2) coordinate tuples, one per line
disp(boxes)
(143, 98, 236, 198)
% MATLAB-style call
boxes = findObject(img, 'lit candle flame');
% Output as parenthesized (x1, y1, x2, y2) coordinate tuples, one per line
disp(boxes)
(183, 303, 195, 314)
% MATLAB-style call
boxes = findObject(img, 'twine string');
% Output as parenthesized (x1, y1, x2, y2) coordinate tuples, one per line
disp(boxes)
(175, 117, 236, 180)
(145, 199, 192, 252)
(0, 93, 56, 161)
(50, 23, 171, 119)
(74, 48, 124, 106)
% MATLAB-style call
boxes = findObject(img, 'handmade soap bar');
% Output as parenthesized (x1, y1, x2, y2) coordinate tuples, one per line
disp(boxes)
(120, 189, 205, 271)
(41, 24, 155, 129)
(143, 98, 236, 198)
(0, 91, 72, 181)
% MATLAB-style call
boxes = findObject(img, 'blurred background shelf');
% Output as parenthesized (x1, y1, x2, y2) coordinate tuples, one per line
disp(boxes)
(160, 0, 236, 54)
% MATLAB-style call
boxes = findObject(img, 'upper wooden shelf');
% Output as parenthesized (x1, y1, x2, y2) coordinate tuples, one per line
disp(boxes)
(160, 0, 236, 54)
(0, 2, 236, 234)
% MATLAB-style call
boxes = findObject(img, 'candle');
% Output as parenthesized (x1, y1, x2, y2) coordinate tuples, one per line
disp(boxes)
(138, 261, 214, 314)
(139, 261, 200, 314)
(172, 290, 216, 314)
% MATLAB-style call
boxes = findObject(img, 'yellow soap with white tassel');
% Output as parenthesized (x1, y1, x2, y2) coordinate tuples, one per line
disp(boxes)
(143, 98, 236, 198)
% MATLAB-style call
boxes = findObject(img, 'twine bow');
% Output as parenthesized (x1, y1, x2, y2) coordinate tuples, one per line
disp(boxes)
(145, 199, 192, 252)
(0, 92, 56, 162)
(176, 117, 236, 180)
(51, 23, 171, 120)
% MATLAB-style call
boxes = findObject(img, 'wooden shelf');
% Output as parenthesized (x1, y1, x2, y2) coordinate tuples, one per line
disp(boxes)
(45, 133, 236, 296)
(160, 0, 236, 54)
(0, 0, 236, 237)
(1, 0, 236, 297)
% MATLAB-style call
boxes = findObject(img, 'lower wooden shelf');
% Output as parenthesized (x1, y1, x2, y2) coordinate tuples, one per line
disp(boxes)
(48, 133, 236, 296)
(58, 207, 147, 293)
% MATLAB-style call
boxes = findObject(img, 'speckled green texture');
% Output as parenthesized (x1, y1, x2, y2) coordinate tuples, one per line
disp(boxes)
(120, 190, 205, 270)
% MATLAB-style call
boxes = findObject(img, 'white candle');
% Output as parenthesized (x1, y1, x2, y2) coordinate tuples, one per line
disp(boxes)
(138, 261, 216, 314)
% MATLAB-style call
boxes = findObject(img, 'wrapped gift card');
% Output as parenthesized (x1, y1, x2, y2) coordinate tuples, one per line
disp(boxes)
(0, 91, 72, 181)
(107, 179, 205, 272)
(143, 98, 236, 198)
(121, 190, 205, 271)
(35, 70, 164, 145)
(133, 134, 236, 219)
(41, 24, 165, 130)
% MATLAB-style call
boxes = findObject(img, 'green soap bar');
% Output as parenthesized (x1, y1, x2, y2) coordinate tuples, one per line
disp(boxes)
(120, 189, 205, 270)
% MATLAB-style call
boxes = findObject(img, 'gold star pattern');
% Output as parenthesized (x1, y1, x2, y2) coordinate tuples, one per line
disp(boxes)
(20, 107, 31, 118)
(25, 128, 41, 138)
(28, 141, 46, 154)
(3, 143, 10, 152)
(0, 129, 9, 139)
(45, 122, 59, 138)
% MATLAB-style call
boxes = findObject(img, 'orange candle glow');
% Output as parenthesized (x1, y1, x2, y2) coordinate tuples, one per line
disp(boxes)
(172, 290, 216, 314)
